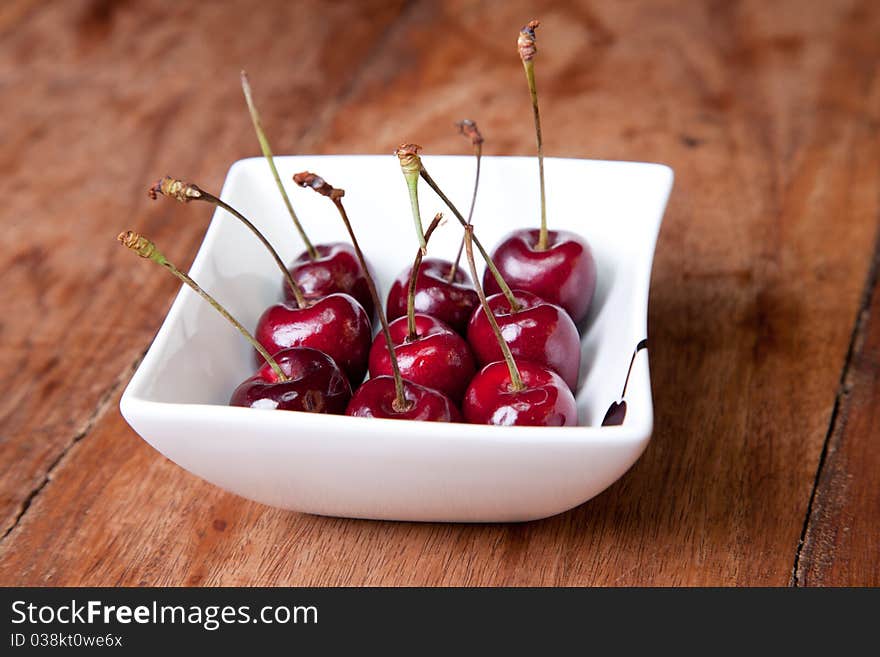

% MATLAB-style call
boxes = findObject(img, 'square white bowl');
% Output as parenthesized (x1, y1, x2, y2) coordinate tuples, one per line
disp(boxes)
(120, 155, 673, 522)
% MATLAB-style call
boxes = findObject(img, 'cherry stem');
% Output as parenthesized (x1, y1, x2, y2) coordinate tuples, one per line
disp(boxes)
(149, 177, 307, 308)
(293, 172, 412, 413)
(519, 21, 548, 251)
(406, 213, 444, 340)
(418, 166, 521, 312)
(448, 119, 483, 282)
(208, 195, 308, 308)
(117, 231, 288, 382)
(397, 145, 428, 254)
(464, 226, 524, 392)
(241, 71, 317, 260)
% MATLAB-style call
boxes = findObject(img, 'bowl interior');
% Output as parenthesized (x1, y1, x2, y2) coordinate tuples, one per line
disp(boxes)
(126, 155, 672, 432)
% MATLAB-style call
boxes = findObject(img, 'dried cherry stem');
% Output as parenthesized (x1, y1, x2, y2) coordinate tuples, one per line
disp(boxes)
(149, 176, 307, 308)
(518, 20, 548, 251)
(406, 213, 444, 341)
(117, 231, 288, 382)
(464, 226, 524, 392)
(447, 119, 484, 282)
(293, 172, 412, 412)
(396, 144, 428, 254)
(241, 71, 317, 259)
(416, 161, 521, 312)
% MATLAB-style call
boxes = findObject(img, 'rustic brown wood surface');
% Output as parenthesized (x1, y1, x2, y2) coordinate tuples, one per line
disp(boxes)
(796, 246, 880, 586)
(0, 0, 878, 586)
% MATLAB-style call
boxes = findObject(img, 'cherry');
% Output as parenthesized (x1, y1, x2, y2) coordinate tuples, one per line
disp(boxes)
(369, 314, 475, 403)
(464, 361, 576, 426)
(370, 214, 475, 403)
(392, 150, 582, 391)
(347, 375, 461, 421)
(230, 347, 351, 413)
(467, 288, 580, 390)
(149, 176, 372, 386)
(483, 21, 596, 324)
(393, 146, 584, 384)
(293, 171, 459, 422)
(284, 242, 374, 319)
(385, 257, 478, 335)
(394, 143, 486, 330)
(254, 292, 371, 387)
(385, 126, 484, 334)
(395, 144, 519, 315)
(459, 226, 577, 426)
(483, 228, 596, 325)
(241, 72, 374, 317)
(117, 231, 350, 413)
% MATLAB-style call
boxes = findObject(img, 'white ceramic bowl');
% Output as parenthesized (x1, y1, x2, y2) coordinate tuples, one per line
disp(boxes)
(120, 155, 673, 522)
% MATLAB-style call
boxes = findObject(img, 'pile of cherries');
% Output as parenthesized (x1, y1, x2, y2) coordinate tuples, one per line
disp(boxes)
(121, 20, 602, 427)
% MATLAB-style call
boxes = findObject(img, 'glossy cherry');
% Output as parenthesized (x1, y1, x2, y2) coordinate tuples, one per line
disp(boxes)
(150, 175, 372, 385)
(230, 347, 351, 413)
(459, 224, 577, 426)
(374, 214, 475, 403)
(293, 171, 460, 423)
(463, 361, 576, 426)
(117, 230, 349, 415)
(386, 121, 484, 334)
(395, 144, 523, 325)
(386, 258, 478, 335)
(255, 293, 371, 387)
(369, 314, 475, 403)
(482, 21, 597, 325)
(241, 72, 375, 319)
(482, 228, 596, 325)
(467, 288, 580, 390)
(346, 376, 461, 421)
(285, 242, 374, 319)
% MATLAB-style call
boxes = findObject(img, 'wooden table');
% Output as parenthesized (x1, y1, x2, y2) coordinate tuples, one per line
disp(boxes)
(1, 0, 877, 586)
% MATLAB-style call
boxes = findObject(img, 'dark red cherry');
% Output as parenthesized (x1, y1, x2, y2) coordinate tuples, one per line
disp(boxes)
(483, 229, 596, 324)
(368, 314, 476, 403)
(345, 376, 460, 422)
(255, 293, 371, 386)
(230, 347, 351, 413)
(467, 290, 580, 390)
(462, 361, 577, 426)
(285, 242, 375, 319)
(386, 257, 479, 335)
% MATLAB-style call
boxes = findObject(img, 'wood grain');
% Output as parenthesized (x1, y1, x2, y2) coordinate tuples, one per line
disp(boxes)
(796, 240, 880, 586)
(0, 0, 407, 536)
(1, 0, 879, 585)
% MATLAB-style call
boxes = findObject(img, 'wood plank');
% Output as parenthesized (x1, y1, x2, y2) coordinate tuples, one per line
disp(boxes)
(796, 241, 880, 586)
(0, 0, 407, 536)
(2, 0, 880, 585)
